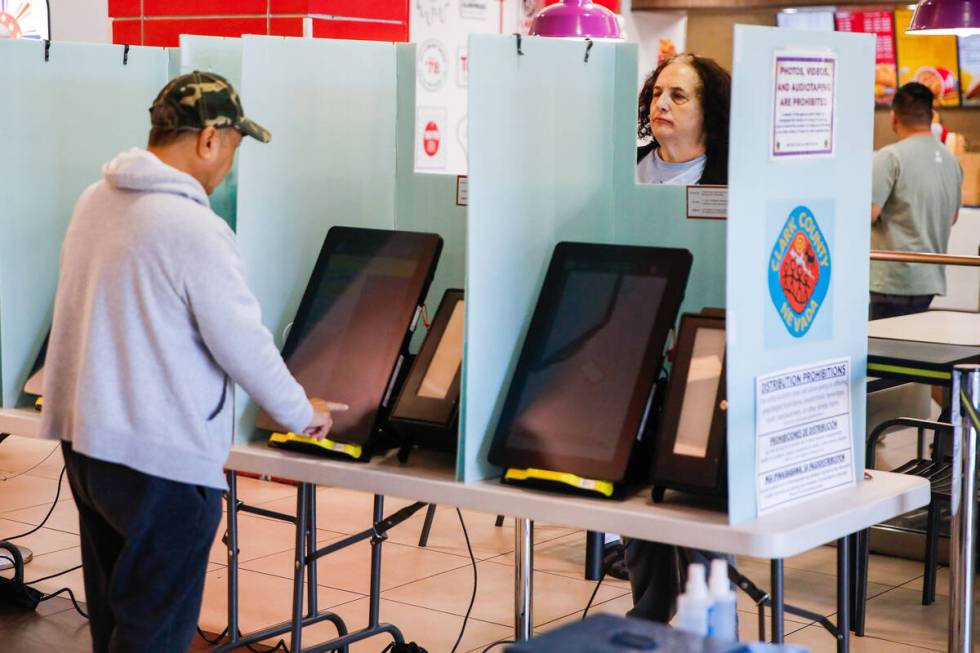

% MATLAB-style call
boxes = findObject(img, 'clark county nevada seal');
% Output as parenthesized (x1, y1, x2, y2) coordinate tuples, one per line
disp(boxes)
(767, 205, 831, 338)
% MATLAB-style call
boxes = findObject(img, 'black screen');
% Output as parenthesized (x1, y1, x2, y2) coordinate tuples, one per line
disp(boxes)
(489, 242, 692, 482)
(507, 271, 666, 461)
(257, 228, 441, 444)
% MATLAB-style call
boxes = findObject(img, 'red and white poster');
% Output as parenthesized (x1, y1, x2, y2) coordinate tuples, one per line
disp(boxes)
(412, 0, 520, 174)
(833, 10, 897, 106)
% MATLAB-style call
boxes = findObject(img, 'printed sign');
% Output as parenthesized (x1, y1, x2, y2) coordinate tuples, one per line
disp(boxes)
(418, 40, 449, 91)
(456, 175, 468, 206)
(756, 358, 855, 514)
(686, 185, 728, 220)
(833, 11, 897, 106)
(771, 51, 837, 158)
(416, 107, 448, 170)
(412, 0, 511, 175)
(768, 204, 832, 339)
(0, 0, 49, 40)
(960, 35, 980, 106)
(895, 9, 960, 107)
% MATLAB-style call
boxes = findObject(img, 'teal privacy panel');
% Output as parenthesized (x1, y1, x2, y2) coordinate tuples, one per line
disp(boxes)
(610, 46, 727, 318)
(234, 36, 399, 443)
(463, 35, 624, 481)
(0, 40, 168, 408)
(726, 26, 874, 523)
(179, 36, 243, 229)
(394, 43, 467, 350)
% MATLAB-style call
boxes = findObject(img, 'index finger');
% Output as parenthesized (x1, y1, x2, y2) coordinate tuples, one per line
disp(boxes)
(324, 402, 350, 412)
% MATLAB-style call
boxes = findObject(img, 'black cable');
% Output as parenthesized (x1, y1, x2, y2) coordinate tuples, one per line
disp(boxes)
(196, 626, 228, 645)
(481, 639, 514, 652)
(39, 587, 88, 619)
(26, 563, 82, 585)
(450, 508, 478, 653)
(582, 572, 606, 619)
(0, 443, 60, 482)
(5, 465, 66, 542)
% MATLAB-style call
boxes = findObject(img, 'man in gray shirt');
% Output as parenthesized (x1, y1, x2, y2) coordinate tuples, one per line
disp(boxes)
(40, 72, 343, 652)
(870, 82, 963, 320)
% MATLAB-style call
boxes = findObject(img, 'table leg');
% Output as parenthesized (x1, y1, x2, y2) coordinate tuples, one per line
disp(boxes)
(837, 536, 851, 653)
(585, 531, 604, 581)
(226, 470, 240, 644)
(307, 485, 318, 619)
(369, 495, 385, 628)
(291, 483, 310, 651)
(770, 559, 784, 643)
(515, 518, 534, 641)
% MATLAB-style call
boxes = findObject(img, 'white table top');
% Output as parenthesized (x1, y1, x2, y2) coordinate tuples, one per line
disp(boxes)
(869, 310, 980, 347)
(227, 442, 928, 560)
(2, 406, 929, 559)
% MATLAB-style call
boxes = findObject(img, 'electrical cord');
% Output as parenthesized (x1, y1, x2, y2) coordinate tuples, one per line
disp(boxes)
(0, 443, 61, 482)
(27, 563, 82, 585)
(38, 586, 88, 619)
(450, 508, 478, 653)
(481, 639, 515, 652)
(582, 571, 606, 619)
(5, 465, 66, 542)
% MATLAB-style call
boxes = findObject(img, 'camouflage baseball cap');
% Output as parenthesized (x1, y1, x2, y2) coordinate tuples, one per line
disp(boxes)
(149, 71, 270, 143)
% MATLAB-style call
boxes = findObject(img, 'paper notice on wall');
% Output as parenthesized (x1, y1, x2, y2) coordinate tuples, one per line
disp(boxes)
(755, 358, 855, 515)
(412, 0, 515, 175)
(960, 35, 980, 107)
(771, 51, 837, 159)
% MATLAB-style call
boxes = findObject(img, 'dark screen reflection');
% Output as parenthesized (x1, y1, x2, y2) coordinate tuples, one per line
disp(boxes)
(507, 269, 666, 461)
(258, 232, 438, 444)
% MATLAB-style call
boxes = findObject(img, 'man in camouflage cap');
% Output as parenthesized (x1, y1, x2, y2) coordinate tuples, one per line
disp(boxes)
(40, 71, 340, 651)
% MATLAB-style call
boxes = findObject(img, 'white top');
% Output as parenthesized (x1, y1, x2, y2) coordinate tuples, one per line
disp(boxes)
(636, 148, 706, 186)
(868, 310, 980, 347)
(0, 410, 927, 559)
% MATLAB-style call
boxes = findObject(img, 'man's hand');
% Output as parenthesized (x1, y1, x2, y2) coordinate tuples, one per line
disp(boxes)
(303, 398, 349, 440)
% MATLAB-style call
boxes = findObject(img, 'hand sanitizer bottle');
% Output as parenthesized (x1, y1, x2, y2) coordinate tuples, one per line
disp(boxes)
(707, 558, 738, 641)
(675, 563, 710, 636)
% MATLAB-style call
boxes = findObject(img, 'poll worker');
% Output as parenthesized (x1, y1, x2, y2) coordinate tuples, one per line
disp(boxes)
(622, 53, 736, 624)
(870, 82, 962, 320)
(636, 53, 730, 186)
(39, 72, 345, 652)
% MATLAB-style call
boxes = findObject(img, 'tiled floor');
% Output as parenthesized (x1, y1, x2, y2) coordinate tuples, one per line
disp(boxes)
(0, 430, 967, 652)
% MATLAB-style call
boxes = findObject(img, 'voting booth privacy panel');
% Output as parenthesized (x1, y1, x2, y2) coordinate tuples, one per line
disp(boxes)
(726, 26, 874, 523)
(220, 36, 464, 444)
(462, 35, 727, 482)
(0, 40, 169, 409)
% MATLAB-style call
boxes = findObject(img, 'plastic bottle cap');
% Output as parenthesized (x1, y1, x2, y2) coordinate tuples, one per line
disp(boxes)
(709, 559, 734, 596)
(686, 563, 708, 598)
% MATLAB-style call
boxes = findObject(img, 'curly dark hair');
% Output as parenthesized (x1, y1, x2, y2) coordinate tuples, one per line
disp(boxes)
(637, 54, 732, 185)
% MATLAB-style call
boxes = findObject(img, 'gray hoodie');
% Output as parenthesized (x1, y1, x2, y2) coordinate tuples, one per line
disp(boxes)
(39, 149, 312, 489)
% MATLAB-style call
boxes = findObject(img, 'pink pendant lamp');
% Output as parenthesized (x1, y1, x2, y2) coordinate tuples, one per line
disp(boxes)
(907, 0, 980, 35)
(528, 0, 623, 39)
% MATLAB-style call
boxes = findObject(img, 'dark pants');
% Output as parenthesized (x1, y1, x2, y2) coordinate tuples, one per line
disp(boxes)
(62, 442, 222, 653)
(868, 292, 933, 321)
(624, 540, 734, 623)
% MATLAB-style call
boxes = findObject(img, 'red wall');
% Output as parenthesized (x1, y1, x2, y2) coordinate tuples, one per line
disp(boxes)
(109, 0, 410, 47)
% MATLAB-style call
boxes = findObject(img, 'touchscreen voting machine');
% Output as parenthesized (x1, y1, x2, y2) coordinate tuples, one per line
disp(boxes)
(652, 311, 728, 500)
(259, 227, 442, 461)
(488, 242, 692, 498)
(389, 289, 464, 457)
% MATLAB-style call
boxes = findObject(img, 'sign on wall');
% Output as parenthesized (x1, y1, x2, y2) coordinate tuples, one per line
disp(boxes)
(895, 8, 960, 107)
(0, 0, 49, 40)
(412, 0, 515, 175)
(833, 10, 897, 106)
(960, 35, 980, 106)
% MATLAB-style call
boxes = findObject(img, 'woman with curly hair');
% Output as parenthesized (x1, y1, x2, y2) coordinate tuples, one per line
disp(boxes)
(636, 53, 731, 186)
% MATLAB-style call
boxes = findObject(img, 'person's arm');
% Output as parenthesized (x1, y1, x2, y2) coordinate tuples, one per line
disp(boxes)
(180, 223, 320, 435)
(871, 149, 898, 225)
